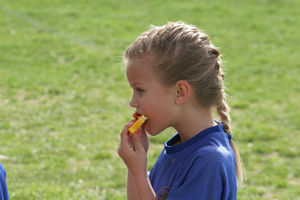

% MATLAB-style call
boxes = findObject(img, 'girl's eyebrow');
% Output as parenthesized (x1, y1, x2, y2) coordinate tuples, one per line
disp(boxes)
(132, 82, 143, 87)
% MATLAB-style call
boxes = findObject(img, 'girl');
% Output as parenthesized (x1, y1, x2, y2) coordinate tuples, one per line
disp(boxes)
(118, 21, 243, 200)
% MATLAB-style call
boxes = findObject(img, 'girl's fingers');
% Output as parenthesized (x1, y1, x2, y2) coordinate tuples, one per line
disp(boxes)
(138, 124, 148, 140)
(119, 119, 146, 158)
(119, 122, 135, 151)
(132, 133, 143, 152)
(139, 126, 146, 136)
(120, 121, 134, 138)
(120, 126, 128, 146)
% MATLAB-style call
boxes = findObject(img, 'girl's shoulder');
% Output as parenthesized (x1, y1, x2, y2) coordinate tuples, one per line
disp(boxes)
(194, 144, 233, 164)
(181, 131, 235, 169)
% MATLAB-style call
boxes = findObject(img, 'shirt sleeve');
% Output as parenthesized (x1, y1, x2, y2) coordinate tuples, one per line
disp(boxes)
(0, 164, 9, 200)
(166, 148, 228, 200)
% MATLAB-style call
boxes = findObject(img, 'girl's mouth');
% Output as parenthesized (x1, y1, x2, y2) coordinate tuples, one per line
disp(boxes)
(133, 112, 142, 119)
(133, 112, 148, 126)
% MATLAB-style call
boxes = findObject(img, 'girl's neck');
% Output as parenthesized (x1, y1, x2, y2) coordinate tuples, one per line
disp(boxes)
(173, 105, 216, 143)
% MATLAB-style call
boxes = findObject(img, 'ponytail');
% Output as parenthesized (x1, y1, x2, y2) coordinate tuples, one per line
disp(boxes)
(217, 94, 244, 185)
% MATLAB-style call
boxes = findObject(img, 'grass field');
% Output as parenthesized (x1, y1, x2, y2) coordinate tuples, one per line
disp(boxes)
(0, 0, 299, 199)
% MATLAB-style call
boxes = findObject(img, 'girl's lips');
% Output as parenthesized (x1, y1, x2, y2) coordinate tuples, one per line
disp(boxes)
(132, 112, 142, 119)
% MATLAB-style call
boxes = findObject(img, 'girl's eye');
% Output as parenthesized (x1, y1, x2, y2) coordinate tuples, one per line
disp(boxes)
(136, 88, 145, 93)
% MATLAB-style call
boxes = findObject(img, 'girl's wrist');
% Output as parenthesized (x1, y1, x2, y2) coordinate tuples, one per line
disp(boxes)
(132, 171, 150, 188)
(129, 167, 148, 178)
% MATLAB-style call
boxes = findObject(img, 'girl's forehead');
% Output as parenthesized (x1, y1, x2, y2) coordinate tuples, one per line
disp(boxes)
(126, 57, 166, 88)
(126, 56, 157, 77)
(126, 63, 152, 84)
(126, 54, 156, 68)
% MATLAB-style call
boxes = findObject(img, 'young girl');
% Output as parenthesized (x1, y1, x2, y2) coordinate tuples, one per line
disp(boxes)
(118, 21, 243, 200)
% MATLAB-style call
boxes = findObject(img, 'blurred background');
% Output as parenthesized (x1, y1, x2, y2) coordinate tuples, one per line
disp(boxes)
(0, 0, 299, 199)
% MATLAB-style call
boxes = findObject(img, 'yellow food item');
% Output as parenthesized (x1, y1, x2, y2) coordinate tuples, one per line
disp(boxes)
(128, 115, 147, 134)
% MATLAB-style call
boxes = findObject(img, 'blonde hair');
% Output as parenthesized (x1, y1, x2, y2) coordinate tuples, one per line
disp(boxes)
(124, 21, 244, 184)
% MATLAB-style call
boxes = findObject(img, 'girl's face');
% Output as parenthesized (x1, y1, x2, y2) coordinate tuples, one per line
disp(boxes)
(126, 55, 178, 136)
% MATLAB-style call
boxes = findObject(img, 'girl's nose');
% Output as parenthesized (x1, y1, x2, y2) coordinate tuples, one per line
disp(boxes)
(129, 96, 138, 108)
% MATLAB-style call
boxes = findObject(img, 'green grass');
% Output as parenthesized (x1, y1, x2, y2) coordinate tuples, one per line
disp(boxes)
(0, 0, 299, 199)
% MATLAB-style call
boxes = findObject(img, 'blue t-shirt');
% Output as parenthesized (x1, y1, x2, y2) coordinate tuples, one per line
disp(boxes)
(149, 122, 237, 200)
(0, 164, 9, 200)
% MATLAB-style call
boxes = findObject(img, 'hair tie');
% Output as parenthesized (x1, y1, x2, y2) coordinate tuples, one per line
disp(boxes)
(228, 134, 233, 140)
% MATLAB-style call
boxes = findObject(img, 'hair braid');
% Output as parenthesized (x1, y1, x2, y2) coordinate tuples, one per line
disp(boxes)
(216, 92, 231, 134)
(216, 88, 244, 185)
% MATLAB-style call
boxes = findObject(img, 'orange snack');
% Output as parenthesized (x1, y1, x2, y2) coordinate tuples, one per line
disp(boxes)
(128, 115, 147, 134)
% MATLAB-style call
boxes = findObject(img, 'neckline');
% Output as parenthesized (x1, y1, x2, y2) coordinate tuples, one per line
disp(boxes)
(164, 122, 224, 155)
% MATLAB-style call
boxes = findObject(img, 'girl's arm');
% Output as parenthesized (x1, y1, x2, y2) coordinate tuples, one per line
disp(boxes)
(127, 170, 138, 200)
(118, 123, 156, 200)
(131, 172, 156, 200)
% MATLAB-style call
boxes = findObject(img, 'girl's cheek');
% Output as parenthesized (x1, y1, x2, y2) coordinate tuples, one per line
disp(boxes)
(139, 101, 146, 112)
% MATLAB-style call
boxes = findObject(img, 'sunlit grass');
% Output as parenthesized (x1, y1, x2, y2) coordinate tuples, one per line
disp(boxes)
(0, 0, 299, 199)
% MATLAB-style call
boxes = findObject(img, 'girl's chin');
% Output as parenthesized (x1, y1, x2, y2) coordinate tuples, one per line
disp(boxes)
(145, 121, 168, 136)
(145, 125, 162, 136)
(147, 131, 160, 136)
(147, 131, 159, 136)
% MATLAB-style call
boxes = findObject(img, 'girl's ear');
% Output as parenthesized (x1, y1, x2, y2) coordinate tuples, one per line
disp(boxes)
(174, 80, 191, 105)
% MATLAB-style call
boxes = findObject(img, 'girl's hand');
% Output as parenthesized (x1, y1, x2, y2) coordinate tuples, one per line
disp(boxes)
(118, 121, 149, 176)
